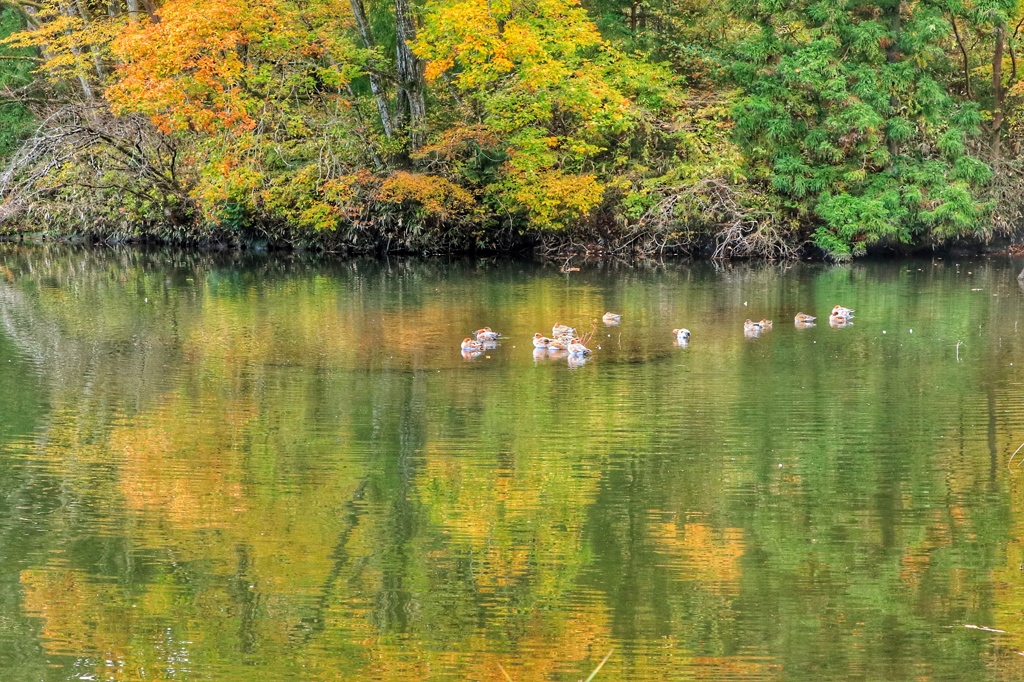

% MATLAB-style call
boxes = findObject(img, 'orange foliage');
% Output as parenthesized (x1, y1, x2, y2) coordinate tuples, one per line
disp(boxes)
(106, 0, 356, 135)
(411, 124, 501, 163)
(106, 0, 271, 133)
(376, 171, 476, 220)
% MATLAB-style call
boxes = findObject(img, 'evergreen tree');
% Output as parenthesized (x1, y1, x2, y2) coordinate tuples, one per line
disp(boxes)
(730, 0, 994, 257)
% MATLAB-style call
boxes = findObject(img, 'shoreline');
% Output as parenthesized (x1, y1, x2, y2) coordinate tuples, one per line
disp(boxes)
(0, 229, 1019, 263)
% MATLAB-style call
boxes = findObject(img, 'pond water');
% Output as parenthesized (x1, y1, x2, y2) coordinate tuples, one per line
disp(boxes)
(1, 245, 1024, 681)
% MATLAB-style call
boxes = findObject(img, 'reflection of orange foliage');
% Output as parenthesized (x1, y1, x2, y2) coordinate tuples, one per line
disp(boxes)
(453, 606, 611, 682)
(993, 474, 1024, 659)
(22, 569, 99, 654)
(110, 398, 254, 529)
(20, 567, 134, 670)
(899, 549, 930, 591)
(648, 516, 745, 595)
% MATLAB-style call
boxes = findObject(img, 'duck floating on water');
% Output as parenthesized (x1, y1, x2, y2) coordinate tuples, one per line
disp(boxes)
(743, 319, 763, 338)
(672, 328, 691, 343)
(552, 323, 576, 338)
(794, 313, 816, 324)
(548, 337, 569, 351)
(832, 305, 855, 318)
(533, 333, 553, 348)
(758, 319, 773, 330)
(461, 337, 484, 352)
(567, 338, 592, 356)
(474, 327, 501, 341)
(602, 312, 621, 325)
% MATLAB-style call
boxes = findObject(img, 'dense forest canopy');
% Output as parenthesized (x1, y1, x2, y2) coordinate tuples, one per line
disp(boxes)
(0, 0, 1023, 258)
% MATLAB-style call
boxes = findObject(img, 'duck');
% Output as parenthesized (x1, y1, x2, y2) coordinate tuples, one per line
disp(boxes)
(602, 312, 621, 324)
(474, 327, 501, 341)
(832, 305, 855, 318)
(794, 313, 816, 323)
(567, 337, 592, 356)
(672, 328, 691, 343)
(552, 323, 576, 338)
(461, 337, 484, 352)
(758, 319, 773, 330)
(743, 319, 762, 333)
(547, 337, 569, 351)
(532, 333, 552, 348)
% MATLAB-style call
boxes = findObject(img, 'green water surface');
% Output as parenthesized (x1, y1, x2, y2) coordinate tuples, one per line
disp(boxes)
(1, 245, 1023, 681)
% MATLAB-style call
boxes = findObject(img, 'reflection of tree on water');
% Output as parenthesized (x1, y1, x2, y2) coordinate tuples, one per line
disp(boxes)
(0, 245, 1023, 679)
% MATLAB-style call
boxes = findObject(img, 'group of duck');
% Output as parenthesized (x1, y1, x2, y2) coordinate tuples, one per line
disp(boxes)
(746, 305, 855, 336)
(459, 304, 856, 360)
(532, 323, 595, 356)
(745, 305, 854, 337)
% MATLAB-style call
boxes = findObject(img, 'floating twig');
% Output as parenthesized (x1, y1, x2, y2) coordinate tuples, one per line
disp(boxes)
(497, 661, 515, 682)
(578, 321, 597, 347)
(1009, 440, 1024, 469)
(956, 339, 963, 362)
(582, 649, 614, 682)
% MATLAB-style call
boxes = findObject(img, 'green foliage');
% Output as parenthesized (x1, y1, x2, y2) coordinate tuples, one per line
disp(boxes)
(0, 7, 34, 159)
(2, 0, 1022, 256)
(729, 0, 994, 258)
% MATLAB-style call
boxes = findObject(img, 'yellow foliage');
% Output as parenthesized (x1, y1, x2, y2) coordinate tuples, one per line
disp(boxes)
(5, 9, 125, 83)
(411, 124, 500, 162)
(504, 168, 604, 230)
(376, 171, 476, 220)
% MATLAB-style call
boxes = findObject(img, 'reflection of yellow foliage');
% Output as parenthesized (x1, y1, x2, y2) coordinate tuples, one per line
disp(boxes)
(648, 516, 745, 596)
(993, 475, 1024, 661)
(110, 398, 253, 529)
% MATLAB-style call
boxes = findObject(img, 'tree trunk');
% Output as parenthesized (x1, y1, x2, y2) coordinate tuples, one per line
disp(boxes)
(993, 23, 1005, 159)
(348, 0, 394, 139)
(394, 0, 426, 151)
(950, 13, 971, 98)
